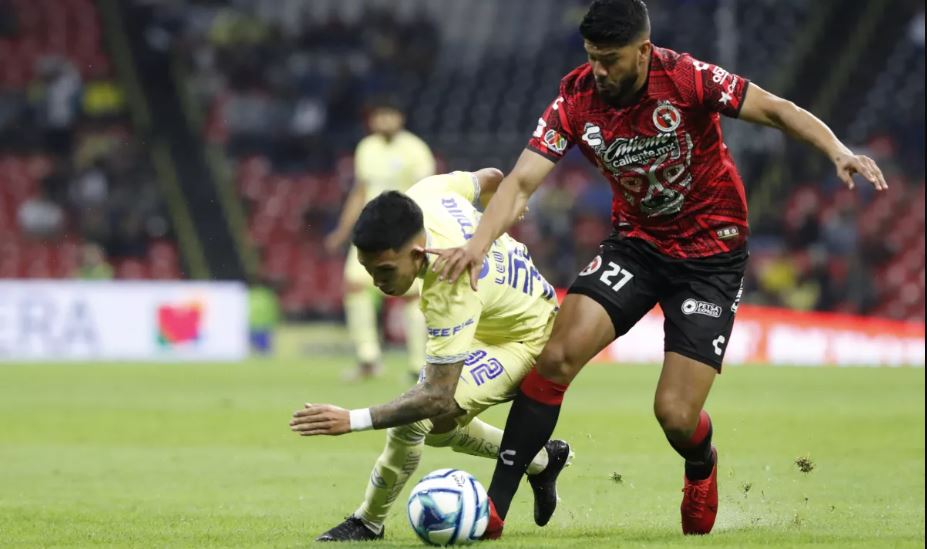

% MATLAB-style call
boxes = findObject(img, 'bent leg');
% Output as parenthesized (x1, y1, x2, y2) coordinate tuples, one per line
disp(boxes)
(654, 352, 721, 535)
(425, 339, 554, 474)
(654, 351, 717, 473)
(425, 417, 550, 475)
(488, 293, 618, 520)
(354, 419, 431, 533)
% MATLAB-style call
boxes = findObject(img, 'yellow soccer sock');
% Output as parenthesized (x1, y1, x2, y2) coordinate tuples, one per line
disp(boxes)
(344, 289, 381, 364)
(355, 420, 430, 532)
(425, 418, 550, 475)
(403, 298, 426, 375)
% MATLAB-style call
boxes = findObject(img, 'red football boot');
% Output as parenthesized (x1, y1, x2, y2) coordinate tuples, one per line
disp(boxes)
(680, 447, 718, 535)
(482, 498, 505, 540)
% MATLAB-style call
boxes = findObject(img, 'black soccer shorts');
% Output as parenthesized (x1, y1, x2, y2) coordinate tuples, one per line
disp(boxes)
(567, 233, 747, 370)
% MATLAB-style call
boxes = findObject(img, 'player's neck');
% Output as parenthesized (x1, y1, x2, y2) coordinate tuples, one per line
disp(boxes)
(610, 54, 652, 108)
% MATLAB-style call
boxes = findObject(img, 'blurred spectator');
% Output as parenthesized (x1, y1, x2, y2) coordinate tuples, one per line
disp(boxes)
(75, 243, 114, 280)
(28, 57, 82, 155)
(249, 281, 281, 356)
(18, 189, 65, 238)
(81, 80, 126, 119)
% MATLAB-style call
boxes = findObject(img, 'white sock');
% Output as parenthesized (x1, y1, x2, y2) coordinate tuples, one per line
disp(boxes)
(354, 420, 431, 531)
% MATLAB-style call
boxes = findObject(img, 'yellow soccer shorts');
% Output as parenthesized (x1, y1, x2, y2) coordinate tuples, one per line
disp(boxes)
(451, 311, 556, 426)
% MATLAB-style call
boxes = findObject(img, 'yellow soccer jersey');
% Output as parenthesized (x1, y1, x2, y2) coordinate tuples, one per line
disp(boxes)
(407, 172, 558, 364)
(355, 130, 435, 202)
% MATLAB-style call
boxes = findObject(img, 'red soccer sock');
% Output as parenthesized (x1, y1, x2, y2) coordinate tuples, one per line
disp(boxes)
(519, 368, 569, 406)
(667, 410, 715, 481)
(688, 410, 712, 447)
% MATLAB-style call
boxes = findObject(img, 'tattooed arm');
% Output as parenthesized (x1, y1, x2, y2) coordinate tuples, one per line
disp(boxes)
(289, 361, 464, 436)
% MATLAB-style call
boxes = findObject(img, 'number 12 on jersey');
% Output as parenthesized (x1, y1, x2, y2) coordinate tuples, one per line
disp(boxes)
(600, 262, 634, 291)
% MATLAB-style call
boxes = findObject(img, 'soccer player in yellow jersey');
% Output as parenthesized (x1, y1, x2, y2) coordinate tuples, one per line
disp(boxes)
(325, 101, 435, 381)
(293, 169, 573, 542)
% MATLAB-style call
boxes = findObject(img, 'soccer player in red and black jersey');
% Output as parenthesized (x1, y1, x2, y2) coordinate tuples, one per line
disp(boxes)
(427, 0, 888, 539)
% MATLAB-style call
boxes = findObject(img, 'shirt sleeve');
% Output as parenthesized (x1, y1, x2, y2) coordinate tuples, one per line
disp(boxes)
(353, 138, 372, 183)
(442, 171, 480, 205)
(420, 275, 482, 364)
(408, 171, 480, 207)
(683, 55, 750, 118)
(526, 89, 576, 162)
(409, 138, 436, 182)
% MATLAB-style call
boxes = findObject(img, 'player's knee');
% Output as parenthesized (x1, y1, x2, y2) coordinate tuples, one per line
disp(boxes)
(535, 343, 581, 384)
(653, 398, 698, 439)
(387, 421, 429, 445)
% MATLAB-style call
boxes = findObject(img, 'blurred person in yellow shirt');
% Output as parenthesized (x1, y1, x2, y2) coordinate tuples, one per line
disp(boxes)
(325, 100, 435, 382)
(74, 243, 113, 280)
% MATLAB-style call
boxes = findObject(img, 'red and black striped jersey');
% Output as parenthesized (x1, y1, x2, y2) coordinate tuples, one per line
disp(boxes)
(527, 46, 751, 258)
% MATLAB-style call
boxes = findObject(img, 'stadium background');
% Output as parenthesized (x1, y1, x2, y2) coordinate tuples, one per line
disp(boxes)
(0, 0, 924, 320)
(0, 1, 924, 547)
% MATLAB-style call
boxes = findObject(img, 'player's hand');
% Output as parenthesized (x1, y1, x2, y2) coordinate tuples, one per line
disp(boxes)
(834, 153, 888, 191)
(424, 239, 486, 291)
(324, 230, 348, 254)
(289, 403, 351, 436)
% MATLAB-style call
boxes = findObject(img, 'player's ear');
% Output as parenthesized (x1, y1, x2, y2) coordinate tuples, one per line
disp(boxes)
(638, 40, 652, 62)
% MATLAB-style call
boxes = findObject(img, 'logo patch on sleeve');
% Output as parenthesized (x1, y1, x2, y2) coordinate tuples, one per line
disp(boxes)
(544, 129, 567, 153)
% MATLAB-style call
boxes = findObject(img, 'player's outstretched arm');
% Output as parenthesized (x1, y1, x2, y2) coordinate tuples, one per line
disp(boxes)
(738, 83, 888, 191)
(429, 150, 555, 290)
(289, 361, 464, 436)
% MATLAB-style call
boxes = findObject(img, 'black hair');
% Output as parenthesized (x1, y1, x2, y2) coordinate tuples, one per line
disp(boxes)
(352, 191, 424, 253)
(579, 0, 650, 46)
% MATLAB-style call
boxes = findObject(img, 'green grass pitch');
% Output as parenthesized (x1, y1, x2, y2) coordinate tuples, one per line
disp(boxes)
(0, 356, 923, 548)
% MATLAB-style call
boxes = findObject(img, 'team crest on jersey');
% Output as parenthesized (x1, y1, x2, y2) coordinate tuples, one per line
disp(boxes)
(579, 255, 603, 276)
(652, 101, 681, 133)
(544, 129, 568, 153)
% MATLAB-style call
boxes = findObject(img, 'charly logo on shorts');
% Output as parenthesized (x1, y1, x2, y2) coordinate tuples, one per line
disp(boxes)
(579, 255, 603, 276)
(681, 299, 722, 318)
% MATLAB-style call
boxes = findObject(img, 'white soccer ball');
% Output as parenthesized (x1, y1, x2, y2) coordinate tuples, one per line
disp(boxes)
(407, 468, 489, 545)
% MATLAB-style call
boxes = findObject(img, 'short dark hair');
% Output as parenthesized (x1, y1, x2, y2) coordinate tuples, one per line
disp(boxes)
(579, 0, 650, 46)
(352, 191, 424, 253)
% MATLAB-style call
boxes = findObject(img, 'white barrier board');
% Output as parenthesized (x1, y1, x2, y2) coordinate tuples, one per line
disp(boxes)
(0, 281, 248, 361)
